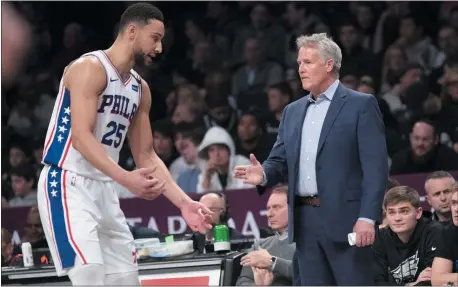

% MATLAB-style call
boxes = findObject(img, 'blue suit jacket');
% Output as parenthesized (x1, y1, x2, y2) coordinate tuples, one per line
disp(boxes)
(258, 83, 388, 243)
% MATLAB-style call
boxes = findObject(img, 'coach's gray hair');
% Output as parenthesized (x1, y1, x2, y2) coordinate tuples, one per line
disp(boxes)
(296, 33, 342, 77)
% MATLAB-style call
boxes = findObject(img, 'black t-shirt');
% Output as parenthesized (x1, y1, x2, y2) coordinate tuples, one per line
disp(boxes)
(436, 224, 458, 272)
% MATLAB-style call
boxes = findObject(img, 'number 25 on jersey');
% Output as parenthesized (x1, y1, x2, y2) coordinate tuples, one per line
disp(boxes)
(101, 121, 126, 148)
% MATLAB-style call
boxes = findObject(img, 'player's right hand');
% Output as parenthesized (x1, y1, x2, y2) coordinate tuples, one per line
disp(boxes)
(233, 154, 264, 185)
(124, 167, 166, 200)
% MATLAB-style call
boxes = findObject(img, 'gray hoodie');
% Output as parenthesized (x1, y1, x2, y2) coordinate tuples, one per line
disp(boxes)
(196, 126, 254, 193)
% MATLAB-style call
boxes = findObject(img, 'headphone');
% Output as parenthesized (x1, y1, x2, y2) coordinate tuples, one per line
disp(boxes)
(200, 191, 230, 224)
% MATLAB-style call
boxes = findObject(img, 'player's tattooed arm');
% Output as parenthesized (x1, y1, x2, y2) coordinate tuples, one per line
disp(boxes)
(66, 57, 130, 182)
(128, 79, 192, 208)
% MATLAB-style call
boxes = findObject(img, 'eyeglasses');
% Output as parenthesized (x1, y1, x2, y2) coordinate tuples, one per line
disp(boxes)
(209, 207, 224, 213)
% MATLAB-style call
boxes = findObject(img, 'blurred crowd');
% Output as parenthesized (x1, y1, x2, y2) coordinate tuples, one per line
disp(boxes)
(2, 2, 458, 285)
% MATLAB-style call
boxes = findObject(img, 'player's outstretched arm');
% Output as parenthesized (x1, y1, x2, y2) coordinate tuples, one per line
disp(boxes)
(67, 57, 129, 182)
(128, 79, 213, 233)
(128, 79, 190, 208)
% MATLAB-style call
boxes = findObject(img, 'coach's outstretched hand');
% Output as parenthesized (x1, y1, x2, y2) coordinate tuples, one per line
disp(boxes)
(233, 154, 264, 185)
(122, 167, 166, 200)
(180, 201, 213, 234)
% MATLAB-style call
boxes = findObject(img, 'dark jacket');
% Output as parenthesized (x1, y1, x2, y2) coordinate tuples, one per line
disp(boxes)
(390, 144, 458, 175)
(372, 218, 443, 285)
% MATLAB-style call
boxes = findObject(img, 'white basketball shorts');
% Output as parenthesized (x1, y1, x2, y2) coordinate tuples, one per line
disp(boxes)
(37, 165, 138, 276)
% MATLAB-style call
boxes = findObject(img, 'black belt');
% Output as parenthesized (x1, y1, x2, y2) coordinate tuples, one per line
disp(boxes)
(295, 195, 321, 207)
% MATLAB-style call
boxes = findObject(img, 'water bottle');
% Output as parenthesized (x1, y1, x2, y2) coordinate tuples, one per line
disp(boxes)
(21, 242, 34, 267)
(213, 224, 230, 253)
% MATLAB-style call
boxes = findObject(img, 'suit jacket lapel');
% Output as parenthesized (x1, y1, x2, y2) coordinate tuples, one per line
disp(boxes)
(317, 84, 347, 155)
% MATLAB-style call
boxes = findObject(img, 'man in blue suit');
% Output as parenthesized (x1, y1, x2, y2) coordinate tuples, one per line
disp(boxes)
(233, 33, 388, 285)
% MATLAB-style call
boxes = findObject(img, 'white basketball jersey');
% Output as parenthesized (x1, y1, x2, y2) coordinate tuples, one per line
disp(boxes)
(42, 50, 143, 181)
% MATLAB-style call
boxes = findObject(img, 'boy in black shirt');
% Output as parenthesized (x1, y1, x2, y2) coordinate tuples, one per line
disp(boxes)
(373, 186, 443, 286)
(432, 185, 458, 286)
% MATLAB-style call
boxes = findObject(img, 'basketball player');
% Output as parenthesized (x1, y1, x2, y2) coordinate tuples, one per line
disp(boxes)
(37, 3, 213, 285)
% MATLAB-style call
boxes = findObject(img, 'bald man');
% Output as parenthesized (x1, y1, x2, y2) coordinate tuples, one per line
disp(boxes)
(198, 192, 246, 241)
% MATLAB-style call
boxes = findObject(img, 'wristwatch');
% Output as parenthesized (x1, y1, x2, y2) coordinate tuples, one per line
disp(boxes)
(269, 256, 277, 271)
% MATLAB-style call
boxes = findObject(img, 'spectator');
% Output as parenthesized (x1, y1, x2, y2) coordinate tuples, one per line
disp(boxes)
(373, 186, 443, 285)
(169, 123, 204, 178)
(424, 171, 455, 224)
(380, 44, 409, 94)
(232, 37, 284, 99)
(205, 2, 243, 55)
(340, 73, 359, 90)
(434, 63, 458, 148)
(7, 99, 35, 138)
(395, 14, 441, 72)
(171, 103, 201, 126)
(232, 3, 286, 65)
(151, 120, 178, 168)
(196, 126, 253, 193)
(28, 71, 56, 131)
(180, 19, 223, 87)
(431, 183, 458, 286)
(236, 109, 276, 164)
(338, 18, 378, 79)
(265, 83, 293, 135)
(373, 2, 411, 55)
(20, 206, 47, 249)
(382, 63, 424, 116)
(8, 163, 37, 207)
(390, 120, 458, 174)
(169, 123, 206, 193)
(284, 2, 329, 69)
(191, 40, 222, 84)
(357, 81, 376, 95)
(355, 3, 376, 51)
(203, 86, 240, 138)
(236, 186, 295, 286)
(170, 84, 205, 125)
(1, 228, 22, 267)
(203, 68, 235, 108)
(434, 25, 458, 69)
(7, 141, 29, 170)
(198, 192, 245, 240)
(50, 22, 87, 77)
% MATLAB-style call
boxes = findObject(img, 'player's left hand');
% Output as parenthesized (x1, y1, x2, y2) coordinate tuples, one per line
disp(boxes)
(180, 201, 213, 234)
(353, 219, 375, 247)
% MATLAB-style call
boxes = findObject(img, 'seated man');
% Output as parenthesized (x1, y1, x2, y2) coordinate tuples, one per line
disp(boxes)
(431, 183, 458, 286)
(424, 170, 455, 224)
(373, 186, 443, 286)
(236, 186, 295, 286)
(198, 191, 245, 240)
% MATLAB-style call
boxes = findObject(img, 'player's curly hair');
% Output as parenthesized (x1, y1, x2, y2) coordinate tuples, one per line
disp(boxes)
(119, 3, 164, 30)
